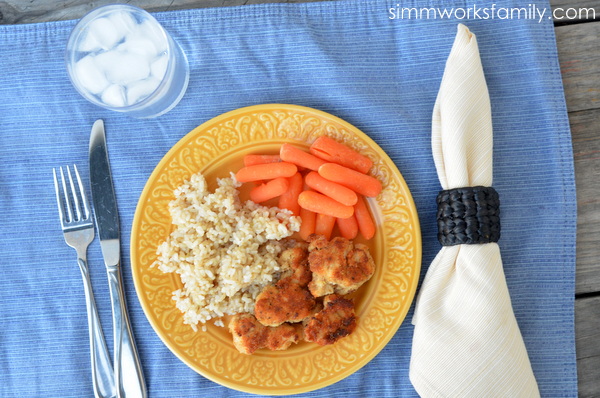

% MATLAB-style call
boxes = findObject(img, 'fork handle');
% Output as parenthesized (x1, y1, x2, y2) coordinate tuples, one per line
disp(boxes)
(106, 265, 147, 398)
(78, 257, 117, 398)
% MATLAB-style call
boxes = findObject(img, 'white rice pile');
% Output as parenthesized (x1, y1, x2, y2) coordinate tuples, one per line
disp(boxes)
(154, 172, 301, 331)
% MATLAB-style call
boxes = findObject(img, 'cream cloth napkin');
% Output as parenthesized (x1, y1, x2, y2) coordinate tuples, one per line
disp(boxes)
(409, 24, 540, 397)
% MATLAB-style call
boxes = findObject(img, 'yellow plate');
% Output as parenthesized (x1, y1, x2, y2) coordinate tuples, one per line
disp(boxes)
(130, 104, 422, 395)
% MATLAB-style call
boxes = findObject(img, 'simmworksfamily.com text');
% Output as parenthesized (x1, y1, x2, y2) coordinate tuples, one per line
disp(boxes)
(388, 4, 596, 23)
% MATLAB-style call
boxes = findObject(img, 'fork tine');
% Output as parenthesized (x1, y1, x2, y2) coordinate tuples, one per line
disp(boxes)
(67, 165, 82, 221)
(73, 165, 91, 220)
(53, 168, 66, 224)
(59, 166, 74, 223)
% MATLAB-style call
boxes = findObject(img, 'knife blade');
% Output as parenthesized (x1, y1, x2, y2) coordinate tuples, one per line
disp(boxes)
(89, 119, 147, 398)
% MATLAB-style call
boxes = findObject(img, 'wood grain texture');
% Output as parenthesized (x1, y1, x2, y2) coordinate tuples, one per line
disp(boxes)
(570, 108, 600, 295)
(0, 0, 597, 24)
(555, 22, 600, 113)
(0, 0, 330, 24)
(576, 296, 600, 398)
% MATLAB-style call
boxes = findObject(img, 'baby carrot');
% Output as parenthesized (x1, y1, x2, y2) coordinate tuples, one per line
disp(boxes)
(298, 191, 354, 219)
(236, 162, 297, 182)
(243, 154, 282, 167)
(354, 195, 376, 240)
(305, 171, 358, 206)
(337, 214, 359, 240)
(318, 163, 382, 198)
(278, 173, 303, 215)
(309, 136, 373, 173)
(299, 207, 317, 241)
(249, 177, 289, 203)
(280, 143, 327, 171)
(314, 213, 336, 240)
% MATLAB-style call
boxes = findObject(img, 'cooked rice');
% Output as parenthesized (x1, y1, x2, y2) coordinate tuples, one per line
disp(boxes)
(154, 172, 301, 331)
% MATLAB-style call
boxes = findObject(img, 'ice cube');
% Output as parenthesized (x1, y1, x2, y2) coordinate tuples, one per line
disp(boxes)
(73, 55, 109, 95)
(95, 49, 151, 86)
(108, 10, 137, 38)
(93, 49, 117, 75)
(85, 17, 122, 50)
(117, 36, 160, 59)
(78, 30, 102, 53)
(136, 19, 168, 55)
(150, 54, 169, 80)
(101, 84, 126, 108)
(126, 77, 161, 105)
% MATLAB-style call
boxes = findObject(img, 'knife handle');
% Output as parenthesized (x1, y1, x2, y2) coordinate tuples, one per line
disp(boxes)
(107, 265, 147, 398)
(78, 257, 117, 398)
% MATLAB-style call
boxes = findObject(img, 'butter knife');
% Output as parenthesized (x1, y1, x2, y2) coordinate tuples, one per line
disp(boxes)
(89, 119, 147, 398)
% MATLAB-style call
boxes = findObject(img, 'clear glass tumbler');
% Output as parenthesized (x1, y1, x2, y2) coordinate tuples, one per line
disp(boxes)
(65, 5, 189, 118)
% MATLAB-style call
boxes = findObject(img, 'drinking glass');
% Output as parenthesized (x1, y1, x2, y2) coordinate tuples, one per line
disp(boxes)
(66, 5, 189, 118)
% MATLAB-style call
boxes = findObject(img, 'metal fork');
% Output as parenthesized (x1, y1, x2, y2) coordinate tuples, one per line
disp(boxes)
(53, 165, 117, 398)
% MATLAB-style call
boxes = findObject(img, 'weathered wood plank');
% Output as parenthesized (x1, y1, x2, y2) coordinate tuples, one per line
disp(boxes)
(0, 0, 330, 25)
(576, 295, 600, 397)
(555, 22, 600, 113)
(1, 0, 598, 25)
(570, 108, 600, 295)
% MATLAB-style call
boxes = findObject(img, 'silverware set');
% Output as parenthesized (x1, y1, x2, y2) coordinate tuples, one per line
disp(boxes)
(53, 120, 147, 398)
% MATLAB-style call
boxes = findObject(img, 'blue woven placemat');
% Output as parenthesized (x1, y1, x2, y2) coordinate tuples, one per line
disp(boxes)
(0, 0, 577, 396)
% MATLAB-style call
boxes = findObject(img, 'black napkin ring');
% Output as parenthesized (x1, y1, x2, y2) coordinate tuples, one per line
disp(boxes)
(436, 186, 500, 246)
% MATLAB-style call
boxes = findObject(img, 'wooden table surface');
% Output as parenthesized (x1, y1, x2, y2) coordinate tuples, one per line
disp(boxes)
(2, 0, 598, 395)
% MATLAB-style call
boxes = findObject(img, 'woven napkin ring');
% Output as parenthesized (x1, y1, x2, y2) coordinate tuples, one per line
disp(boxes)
(436, 186, 501, 246)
